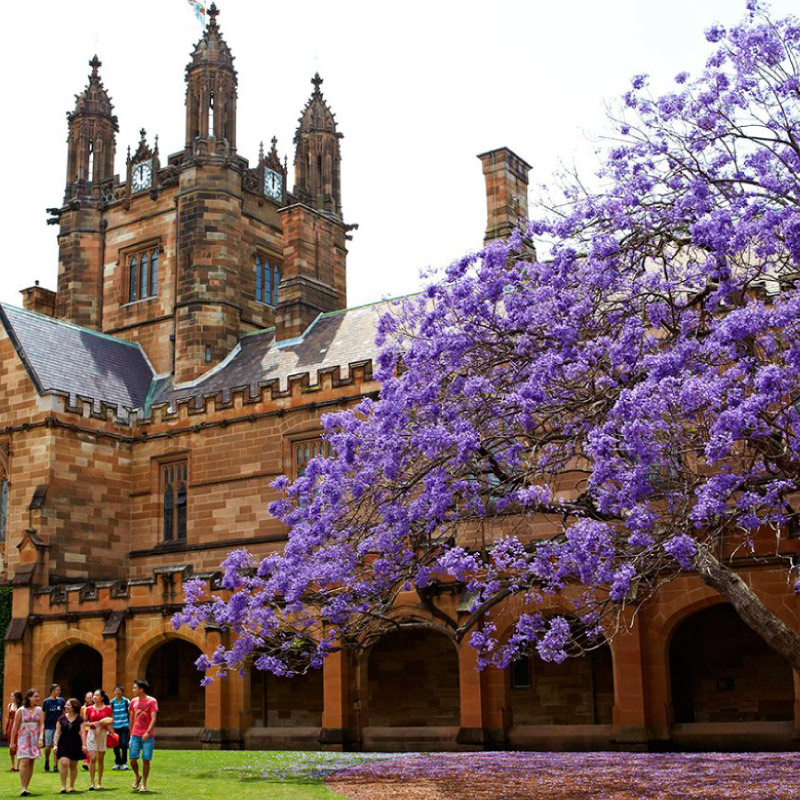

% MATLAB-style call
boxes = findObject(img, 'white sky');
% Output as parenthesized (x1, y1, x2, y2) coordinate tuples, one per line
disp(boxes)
(2, 0, 797, 310)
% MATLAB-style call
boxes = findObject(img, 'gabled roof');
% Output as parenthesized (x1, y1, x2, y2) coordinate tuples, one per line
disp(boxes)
(0, 304, 154, 412)
(155, 300, 390, 407)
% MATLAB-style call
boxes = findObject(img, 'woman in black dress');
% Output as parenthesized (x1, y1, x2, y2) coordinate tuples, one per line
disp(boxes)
(52, 699, 84, 793)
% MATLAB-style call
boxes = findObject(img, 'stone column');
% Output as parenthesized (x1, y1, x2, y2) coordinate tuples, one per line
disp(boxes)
(320, 649, 352, 750)
(610, 614, 649, 749)
(200, 628, 245, 749)
(455, 640, 488, 747)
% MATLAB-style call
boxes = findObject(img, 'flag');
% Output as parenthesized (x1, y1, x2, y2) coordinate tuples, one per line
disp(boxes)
(187, 0, 207, 26)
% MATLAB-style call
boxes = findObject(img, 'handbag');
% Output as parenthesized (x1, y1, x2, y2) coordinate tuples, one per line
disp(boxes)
(106, 731, 120, 748)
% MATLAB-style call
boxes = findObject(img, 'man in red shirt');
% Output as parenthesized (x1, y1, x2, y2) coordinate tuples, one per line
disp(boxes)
(128, 679, 158, 793)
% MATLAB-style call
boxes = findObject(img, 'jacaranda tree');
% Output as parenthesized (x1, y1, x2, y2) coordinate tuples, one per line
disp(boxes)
(175, 3, 800, 679)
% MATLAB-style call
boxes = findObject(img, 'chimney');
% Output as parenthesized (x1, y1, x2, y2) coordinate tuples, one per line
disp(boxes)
(20, 283, 57, 317)
(477, 147, 535, 256)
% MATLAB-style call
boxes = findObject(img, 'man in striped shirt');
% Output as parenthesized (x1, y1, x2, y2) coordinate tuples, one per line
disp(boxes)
(109, 686, 130, 770)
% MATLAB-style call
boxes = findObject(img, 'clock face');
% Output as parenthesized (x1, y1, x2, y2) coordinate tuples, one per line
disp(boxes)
(264, 168, 283, 200)
(132, 161, 153, 192)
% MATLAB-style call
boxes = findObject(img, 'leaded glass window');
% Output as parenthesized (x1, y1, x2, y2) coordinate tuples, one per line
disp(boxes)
(127, 246, 160, 303)
(162, 461, 188, 542)
(294, 438, 331, 477)
(0, 477, 7, 543)
(256, 255, 281, 307)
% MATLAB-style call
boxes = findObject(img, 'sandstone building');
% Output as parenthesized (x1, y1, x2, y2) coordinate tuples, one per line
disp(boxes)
(1, 6, 798, 751)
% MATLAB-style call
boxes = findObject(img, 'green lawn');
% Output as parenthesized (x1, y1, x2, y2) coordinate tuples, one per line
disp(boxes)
(0, 750, 363, 799)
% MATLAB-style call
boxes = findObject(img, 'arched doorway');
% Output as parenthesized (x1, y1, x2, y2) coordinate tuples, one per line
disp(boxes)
(508, 645, 614, 726)
(144, 639, 205, 727)
(669, 604, 793, 723)
(249, 669, 323, 728)
(52, 645, 102, 702)
(366, 628, 460, 727)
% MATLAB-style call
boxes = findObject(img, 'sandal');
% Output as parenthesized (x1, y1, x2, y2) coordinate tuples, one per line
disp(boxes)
(132, 777, 141, 790)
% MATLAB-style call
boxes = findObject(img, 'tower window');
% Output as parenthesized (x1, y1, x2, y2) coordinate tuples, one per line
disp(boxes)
(87, 140, 95, 183)
(162, 461, 188, 542)
(255, 255, 280, 306)
(126, 245, 160, 303)
(209, 92, 215, 136)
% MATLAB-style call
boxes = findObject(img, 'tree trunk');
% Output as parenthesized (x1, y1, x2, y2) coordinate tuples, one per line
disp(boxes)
(695, 544, 800, 673)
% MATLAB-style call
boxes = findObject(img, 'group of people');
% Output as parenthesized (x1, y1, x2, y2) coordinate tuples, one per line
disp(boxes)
(4, 680, 158, 795)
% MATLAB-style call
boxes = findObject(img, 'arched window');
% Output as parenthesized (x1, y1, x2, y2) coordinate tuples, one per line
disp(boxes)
(162, 461, 188, 542)
(264, 260, 273, 307)
(0, 471, 8, 543)
(87, 140, 95, 182)
(255, 256, 280, 307)
(139, 253, 149, 301)
(150, 250, 158, 297)
(208, 92, 215, 136)
(128, 256, 138, 303)
(126, 246, 160, 304)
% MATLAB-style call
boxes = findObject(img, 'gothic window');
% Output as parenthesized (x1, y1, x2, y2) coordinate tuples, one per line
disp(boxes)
(129, 256, 138, 303)
(126, 245, 160, 303)
(294, 438, 331, 478)
(0, 474, 7, 544)
(162, 461, 188, 542)
(87, 140, 95, 182)
(255, 255, 281, 306)
(150, 250, 158, 297)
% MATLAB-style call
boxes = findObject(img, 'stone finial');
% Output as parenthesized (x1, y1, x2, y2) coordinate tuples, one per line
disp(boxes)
(312, 72, 323, 93)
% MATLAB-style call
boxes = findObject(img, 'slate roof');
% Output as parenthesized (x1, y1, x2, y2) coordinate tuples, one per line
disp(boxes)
(0, 298, 394, 416)
(0, 304, 154, 411)
(155, 300, 389, 407)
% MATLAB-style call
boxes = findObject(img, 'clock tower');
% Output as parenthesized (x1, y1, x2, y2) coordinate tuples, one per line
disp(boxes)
(47, 4, 353, 377)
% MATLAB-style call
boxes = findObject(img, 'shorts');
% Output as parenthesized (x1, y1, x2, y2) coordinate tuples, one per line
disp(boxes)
(129, 735, 154, 761)
(43, 728, 56, 747)
(86, 727, 107, 752)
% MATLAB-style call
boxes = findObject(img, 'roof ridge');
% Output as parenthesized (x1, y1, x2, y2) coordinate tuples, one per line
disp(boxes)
(0, 303, 145, 351)
(319, 292, 423, 318)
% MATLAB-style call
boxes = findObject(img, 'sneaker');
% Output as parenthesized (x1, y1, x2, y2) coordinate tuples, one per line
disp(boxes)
(45, 764, 50, 771)
(121, 765, 129, 770)
(111, 765, 120, 770)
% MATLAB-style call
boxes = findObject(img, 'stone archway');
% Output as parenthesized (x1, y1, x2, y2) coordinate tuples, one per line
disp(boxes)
(366, 628, 460, 727)
(669, 604, 793, 724)
(144, 638, 205, 727)
(508, 645, 614, 726)
(249, 668, 323, 729)
(52, 644, 103, 703)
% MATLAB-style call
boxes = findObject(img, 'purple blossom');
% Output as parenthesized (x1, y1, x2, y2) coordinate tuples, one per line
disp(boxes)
(174, 5, 800, 680)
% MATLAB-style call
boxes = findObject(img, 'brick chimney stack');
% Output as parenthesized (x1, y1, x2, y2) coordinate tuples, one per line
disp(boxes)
(477, 147, 535, 256)
(20, 283, 56, 317)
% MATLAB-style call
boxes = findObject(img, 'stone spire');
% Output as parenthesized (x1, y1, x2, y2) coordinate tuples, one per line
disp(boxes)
(64, 55, 118, 193)
(188, 2, 235, 69)
(185, 2, 237, 151)
(294, 74, 342, 216)
(71, 55, 116, 122)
